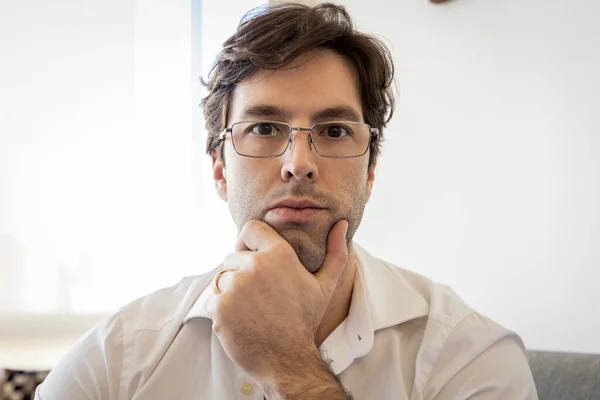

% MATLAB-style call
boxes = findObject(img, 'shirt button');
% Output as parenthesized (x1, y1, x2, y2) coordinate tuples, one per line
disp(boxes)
(240, 382, 253, 395)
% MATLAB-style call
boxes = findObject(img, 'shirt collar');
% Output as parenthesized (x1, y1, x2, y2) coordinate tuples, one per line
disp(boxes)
(353, 242, 430, 332)
(319, 251, 372, 374)
(319, 242, 430, 374)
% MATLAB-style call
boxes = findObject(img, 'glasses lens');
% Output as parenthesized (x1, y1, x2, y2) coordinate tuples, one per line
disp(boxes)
(231, 122, 290, 157)
(311, 122, 371, 158)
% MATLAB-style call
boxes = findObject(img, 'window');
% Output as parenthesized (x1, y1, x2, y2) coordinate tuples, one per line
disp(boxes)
(0, 0, 265, 368)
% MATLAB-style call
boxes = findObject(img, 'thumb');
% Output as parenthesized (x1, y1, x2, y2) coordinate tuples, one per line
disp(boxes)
(314, 219, 349, 298)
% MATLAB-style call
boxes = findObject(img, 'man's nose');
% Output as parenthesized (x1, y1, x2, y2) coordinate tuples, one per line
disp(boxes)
(280, 130, 319, 182)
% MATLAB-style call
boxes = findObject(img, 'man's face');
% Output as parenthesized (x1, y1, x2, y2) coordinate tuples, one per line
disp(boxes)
(212, 50, 376, 273)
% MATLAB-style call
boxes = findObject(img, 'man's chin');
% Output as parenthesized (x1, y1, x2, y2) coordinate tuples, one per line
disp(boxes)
(276, 228, 328, 273)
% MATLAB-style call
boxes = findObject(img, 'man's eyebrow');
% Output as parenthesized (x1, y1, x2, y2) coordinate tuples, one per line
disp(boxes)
(311, 106, 362, 123)
(238, 104, 363, 123)
(239, 105, 292, 121)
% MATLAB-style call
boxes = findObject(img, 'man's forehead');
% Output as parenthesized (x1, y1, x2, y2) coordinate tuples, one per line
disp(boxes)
(227, 50, 363, 124)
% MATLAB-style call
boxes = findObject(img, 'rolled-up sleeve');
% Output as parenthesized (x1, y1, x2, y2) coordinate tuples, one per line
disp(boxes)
(35, 313, 124, 400)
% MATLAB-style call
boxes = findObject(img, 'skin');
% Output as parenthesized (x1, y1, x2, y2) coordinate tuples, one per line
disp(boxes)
(209, 49, 377, 399)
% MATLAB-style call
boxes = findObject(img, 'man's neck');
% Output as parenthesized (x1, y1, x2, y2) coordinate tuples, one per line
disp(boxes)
(315, 247, 357, 347)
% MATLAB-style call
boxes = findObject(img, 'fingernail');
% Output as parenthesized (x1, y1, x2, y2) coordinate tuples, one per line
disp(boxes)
(344, 221, 349, 236)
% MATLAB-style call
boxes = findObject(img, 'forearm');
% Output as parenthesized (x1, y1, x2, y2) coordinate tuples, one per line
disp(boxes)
(258, 348, 352, 400)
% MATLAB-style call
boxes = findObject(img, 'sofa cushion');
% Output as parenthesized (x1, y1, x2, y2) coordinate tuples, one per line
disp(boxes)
(528, 350, 600, 400)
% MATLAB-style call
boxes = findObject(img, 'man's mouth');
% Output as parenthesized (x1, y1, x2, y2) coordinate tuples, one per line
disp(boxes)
(266, 198, 326, 224)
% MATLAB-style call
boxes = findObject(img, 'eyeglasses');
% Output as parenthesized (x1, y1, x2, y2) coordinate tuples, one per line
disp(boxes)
(218, 120, 379, 159)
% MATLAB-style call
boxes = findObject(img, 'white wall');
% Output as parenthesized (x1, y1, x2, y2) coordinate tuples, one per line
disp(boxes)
(342, 0, 600, 353)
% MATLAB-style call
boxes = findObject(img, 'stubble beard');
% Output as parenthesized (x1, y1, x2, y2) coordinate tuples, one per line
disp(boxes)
(229, 181, 366, 273)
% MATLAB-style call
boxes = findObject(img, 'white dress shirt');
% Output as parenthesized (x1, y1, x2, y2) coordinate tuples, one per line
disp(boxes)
(36, 243, 538, 399)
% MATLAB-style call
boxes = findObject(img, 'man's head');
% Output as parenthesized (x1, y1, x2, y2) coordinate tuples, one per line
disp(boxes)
(202, 3, 395, 272)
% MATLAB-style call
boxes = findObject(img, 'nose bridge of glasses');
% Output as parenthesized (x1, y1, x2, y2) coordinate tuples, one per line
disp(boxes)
(290, 127, 312, 136)
(285, 127, 314, 154)
(288, 127, 313, 143)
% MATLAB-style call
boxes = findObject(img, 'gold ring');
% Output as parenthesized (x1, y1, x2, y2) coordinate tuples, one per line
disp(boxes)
(213, 269, 234, 294)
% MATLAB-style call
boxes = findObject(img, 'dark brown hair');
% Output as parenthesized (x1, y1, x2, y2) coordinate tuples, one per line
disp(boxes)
(202, 2, 395, 168)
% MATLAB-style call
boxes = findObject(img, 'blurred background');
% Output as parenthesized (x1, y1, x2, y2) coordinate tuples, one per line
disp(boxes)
(0, 0, 598, 375)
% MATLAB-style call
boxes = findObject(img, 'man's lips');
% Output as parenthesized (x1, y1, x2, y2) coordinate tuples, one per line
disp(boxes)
(266, 198, 326, 224)
(268, 198, 325, 210)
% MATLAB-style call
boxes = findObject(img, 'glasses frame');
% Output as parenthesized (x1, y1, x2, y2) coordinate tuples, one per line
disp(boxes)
(217, 120, 379, 159)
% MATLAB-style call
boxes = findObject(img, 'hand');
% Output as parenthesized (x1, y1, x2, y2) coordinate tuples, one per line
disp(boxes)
(208, 219, 349, 380)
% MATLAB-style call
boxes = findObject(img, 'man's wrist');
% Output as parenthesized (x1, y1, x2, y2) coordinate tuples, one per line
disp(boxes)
(257, 347, 352, 400)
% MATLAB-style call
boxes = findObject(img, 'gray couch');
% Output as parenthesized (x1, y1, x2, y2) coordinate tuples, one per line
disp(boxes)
(528, 350, 600, 400)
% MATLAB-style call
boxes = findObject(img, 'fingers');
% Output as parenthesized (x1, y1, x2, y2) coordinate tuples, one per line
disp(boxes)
(214, 252, 252, 294)
(314, 219, 349, 297)
(235, 220, 284, 252)
(206, 260, 240, 321)
(206, 252, 252, 325)
(233, 218, 349, 299)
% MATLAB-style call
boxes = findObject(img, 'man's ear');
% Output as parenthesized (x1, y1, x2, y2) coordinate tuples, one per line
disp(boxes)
(211, 149, 228, 202)
(366, 159, 377, 203)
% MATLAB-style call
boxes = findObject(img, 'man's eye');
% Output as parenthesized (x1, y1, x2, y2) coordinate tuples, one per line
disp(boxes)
(251, 123, 283, 136)
(321, 125, 350, 138)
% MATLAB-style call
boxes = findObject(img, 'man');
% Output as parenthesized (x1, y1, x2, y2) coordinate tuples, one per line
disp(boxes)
(37, 3, 538, 399)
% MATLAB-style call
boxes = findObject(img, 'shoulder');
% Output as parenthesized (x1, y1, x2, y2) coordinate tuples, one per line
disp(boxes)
(355, 243, 475, 330)
(117, 270, 217, 333)
(80, 269, 217, 352)
(37, 268, 220, 399)
(358, 243, 522, 345)
(356, 242, 507, 332)
(355, 244, 535, 398)
(421, 310, 536, 398)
